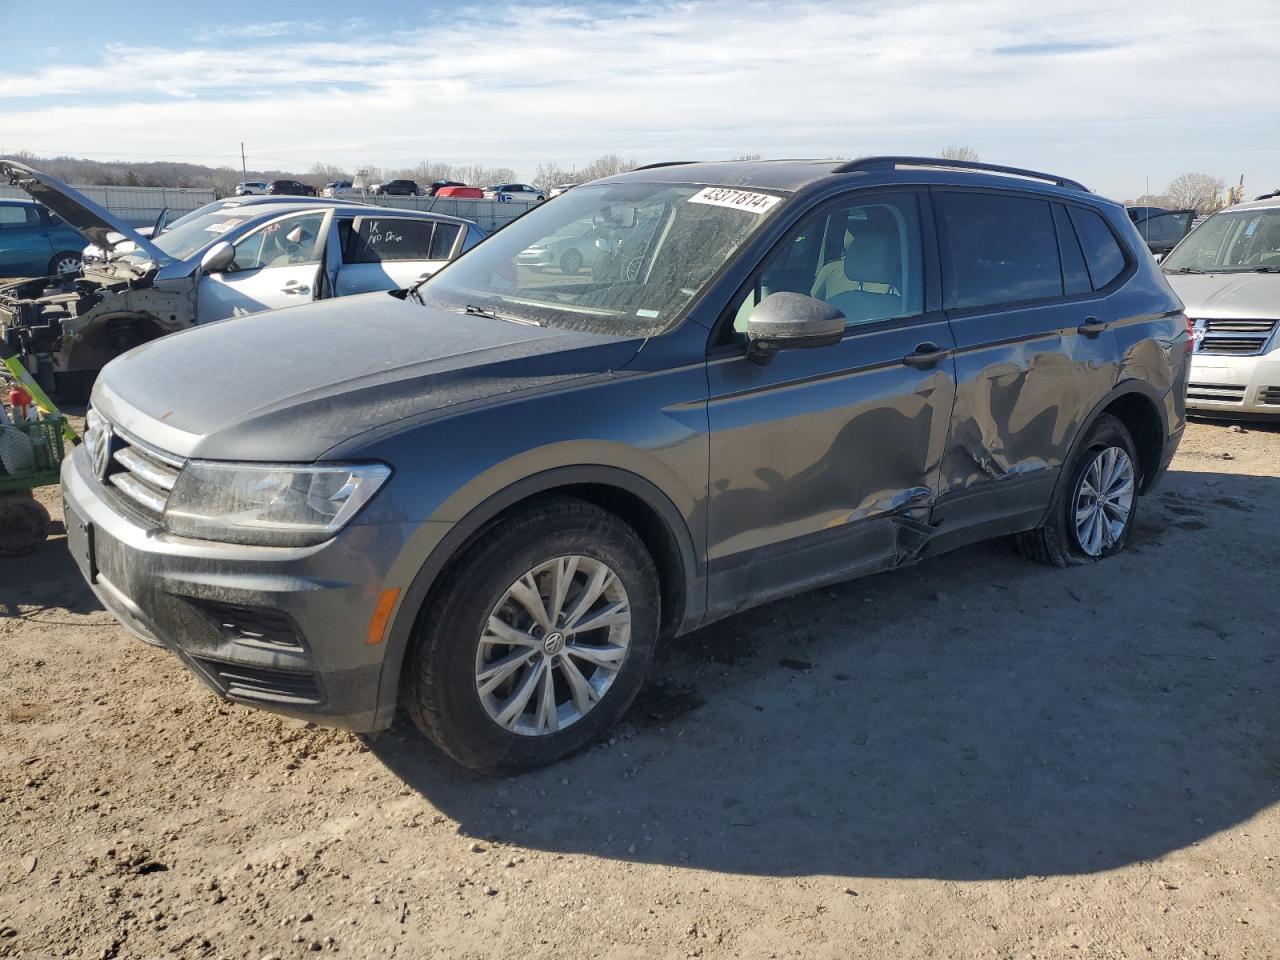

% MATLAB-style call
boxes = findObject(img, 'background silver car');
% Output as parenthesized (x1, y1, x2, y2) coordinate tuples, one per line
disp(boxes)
(1163, 196, 1280, 415)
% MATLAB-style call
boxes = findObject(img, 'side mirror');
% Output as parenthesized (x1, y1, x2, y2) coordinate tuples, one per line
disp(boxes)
(746, 292, 845, 364)
(200, 241, 235, 274)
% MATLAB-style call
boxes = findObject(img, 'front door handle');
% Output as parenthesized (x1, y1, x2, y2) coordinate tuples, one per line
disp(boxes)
(282, 282, 310, 295)
(903, 342, 949, 369)
(1077, 316, 1106, 336)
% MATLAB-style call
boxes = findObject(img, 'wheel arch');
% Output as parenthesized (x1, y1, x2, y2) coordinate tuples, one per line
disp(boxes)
(370, 465, 703, 729)
(1057, 380, 1170, 503)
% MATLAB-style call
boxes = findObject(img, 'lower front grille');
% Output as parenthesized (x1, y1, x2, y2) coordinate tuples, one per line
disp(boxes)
(1187, 382, 1246, 403)
(1259, 387, 1280, 406)
(193, 657, 323, 706)
(186, 598, 304, 651)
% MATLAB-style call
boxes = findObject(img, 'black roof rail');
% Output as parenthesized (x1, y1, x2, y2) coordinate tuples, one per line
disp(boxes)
(1254, 189, 1280, 201)
(632, 160, 698, 171)
(832, 156, 1089, 192)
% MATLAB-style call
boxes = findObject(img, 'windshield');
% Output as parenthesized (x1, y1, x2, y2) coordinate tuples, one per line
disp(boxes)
(419, 182, 783, 335)
(1163, 206, 1280, 273)
(136, 210, 257, 262)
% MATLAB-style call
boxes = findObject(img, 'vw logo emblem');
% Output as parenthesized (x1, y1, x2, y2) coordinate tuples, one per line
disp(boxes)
(93, 424, 113, 479)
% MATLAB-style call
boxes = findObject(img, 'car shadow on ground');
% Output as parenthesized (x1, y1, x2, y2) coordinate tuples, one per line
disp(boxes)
(373, 467, 1280, 881)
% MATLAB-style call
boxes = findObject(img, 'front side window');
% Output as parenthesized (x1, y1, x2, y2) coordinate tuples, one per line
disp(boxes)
(1163, 207, 1280, 273)
(730, 193, 925, 335)
(420, 182, 782, 336)
(939, 192, 1062, 309)
(231, 212, 327, 271)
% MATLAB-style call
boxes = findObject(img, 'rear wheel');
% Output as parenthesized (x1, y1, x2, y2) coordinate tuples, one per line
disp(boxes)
(404, 497, 660, 774)
(0, 495, 50, 557)
(1016, 414, 1139, 567)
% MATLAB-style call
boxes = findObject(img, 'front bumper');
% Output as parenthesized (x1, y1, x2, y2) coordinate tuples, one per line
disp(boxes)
(1187, 351, 1280, 415)
(60, 445, 413, 731)
(517, 250, 553, 266)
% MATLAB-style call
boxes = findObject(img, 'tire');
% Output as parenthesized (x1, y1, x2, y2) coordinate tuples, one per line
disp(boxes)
(1016, 413, 1140, 567)
(560, 249, 584, 276)
(0, 495, 50, 557)
(404, 496, 660, 775)
(48, 252, 81, 276)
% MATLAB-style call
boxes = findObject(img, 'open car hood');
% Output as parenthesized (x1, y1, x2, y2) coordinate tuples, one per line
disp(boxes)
(0, 160, 172, 264)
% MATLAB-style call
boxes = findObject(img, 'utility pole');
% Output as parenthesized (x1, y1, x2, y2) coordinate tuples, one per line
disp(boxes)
(241, 142, 247, 180)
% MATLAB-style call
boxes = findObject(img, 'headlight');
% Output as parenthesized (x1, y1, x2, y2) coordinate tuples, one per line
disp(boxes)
(163, 461, 391, 547)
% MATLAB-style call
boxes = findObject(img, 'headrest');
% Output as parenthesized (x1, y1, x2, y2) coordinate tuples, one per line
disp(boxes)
(843, 209, 901, 285)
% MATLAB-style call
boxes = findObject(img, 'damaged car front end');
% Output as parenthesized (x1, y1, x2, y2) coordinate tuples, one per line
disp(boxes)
(1, 161, 193, 398)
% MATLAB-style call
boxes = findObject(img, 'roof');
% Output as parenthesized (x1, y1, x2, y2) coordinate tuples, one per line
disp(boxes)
(1216, 197, 1280, 213)
(216, 198, 474, 226)
(602, 156, 1097, 200)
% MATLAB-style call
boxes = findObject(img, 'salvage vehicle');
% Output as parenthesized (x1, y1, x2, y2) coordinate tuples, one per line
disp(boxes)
(267, 179, 317, 196)
(0, 198, 87, 278)
(234, 182, 268, 196)
(1127, 206, 1196, 257)
(0, 161, 485, 398)
(1164, 195, 1280, 415)
(62, 157, 1188, 774)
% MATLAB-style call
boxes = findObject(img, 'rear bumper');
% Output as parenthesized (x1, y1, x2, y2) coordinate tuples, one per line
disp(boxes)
(60, 445, 415, 732)
(1187, 352, 1280, 415)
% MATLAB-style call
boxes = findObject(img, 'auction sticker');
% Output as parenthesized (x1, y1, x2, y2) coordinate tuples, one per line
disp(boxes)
(688, 187, 781, 214)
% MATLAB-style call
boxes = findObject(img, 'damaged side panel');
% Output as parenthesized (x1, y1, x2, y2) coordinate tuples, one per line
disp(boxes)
(0, 269, 195, 397)
(703, 314, 958, 621)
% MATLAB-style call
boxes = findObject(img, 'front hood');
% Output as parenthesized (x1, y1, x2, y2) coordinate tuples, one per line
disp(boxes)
(0, 160, 172, 264)
(93, 293, 643, 461)
(1165, 272, 1280, 318)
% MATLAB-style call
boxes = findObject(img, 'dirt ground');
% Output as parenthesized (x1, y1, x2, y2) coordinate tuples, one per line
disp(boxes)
(1, 419, 1277, 960)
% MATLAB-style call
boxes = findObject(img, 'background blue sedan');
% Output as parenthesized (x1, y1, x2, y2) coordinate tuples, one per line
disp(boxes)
(0, 199, 85, 278)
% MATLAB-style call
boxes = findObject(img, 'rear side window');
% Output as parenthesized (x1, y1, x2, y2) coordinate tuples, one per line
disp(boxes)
(937, 192, 1062, 309)
(1067, 207, 1127, 289)
(345, 218, 437, 263)
(0, 205, 38, 228)
(1052, 204, 1091, 296)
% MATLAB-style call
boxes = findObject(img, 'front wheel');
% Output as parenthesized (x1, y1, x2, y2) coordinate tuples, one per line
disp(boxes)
(404, 497, 660, 774)
(48, 252, 82, 277)
(1016, 413, 1139, 567)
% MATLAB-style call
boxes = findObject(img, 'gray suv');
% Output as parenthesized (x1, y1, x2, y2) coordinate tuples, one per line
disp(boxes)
(61, 157, 1190, 774)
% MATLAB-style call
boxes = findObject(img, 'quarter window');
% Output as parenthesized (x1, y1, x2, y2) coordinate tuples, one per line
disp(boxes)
(1068, 206, 1127, 289)
(1053, 204, 1091, 296)
(731, 193, 925, 334)
(938, 192, 1062, 309)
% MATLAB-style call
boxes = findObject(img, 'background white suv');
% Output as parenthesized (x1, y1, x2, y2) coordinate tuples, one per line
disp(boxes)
(484, 183, 545, 203)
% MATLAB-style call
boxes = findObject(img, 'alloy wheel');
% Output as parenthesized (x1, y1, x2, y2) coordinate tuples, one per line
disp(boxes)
(1073, 446, 1135, 557)
(475, 555, 632, 736)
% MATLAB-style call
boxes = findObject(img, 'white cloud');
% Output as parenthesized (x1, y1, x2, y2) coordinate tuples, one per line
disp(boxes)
(1, 0, 1277, 196)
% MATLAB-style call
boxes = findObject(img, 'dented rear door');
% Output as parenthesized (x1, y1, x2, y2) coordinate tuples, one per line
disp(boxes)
(932, 189, 1120, 531)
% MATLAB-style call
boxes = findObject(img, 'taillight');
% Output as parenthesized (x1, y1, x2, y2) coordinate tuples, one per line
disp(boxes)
(1184, 314, 1194, 354)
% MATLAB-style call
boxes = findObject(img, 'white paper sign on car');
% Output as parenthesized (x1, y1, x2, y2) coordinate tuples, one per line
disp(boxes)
(688, 187, 781, 214)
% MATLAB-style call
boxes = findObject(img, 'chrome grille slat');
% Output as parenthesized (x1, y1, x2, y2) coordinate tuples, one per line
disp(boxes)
(113, 445, 179, 492)
(1196, 318, 1278, 357)
(109, 472, 169, 516)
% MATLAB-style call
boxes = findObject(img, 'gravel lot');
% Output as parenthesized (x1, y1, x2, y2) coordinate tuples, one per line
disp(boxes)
(1, 419, 1277, 959)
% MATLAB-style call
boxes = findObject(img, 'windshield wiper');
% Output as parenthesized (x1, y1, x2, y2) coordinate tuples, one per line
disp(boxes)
(1253, 265, 1279, 273)
(462, 303, 541, 325)
(1166, 266, 1205, 274)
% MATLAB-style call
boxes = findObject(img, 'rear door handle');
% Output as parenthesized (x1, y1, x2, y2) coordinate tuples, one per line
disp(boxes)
(903, 342, 949, 369)
(1077, 316, 1106, 336)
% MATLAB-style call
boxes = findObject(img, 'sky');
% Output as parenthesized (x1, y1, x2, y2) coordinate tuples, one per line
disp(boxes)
(1, 0, 1277, 199)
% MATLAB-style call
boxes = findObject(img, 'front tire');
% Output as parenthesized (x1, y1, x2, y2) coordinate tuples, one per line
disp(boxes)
(404, 496, 660, 775)
(1016, 413, 1139, 567)
(48, 252, 81, 277)
(560, 249, 583, 275)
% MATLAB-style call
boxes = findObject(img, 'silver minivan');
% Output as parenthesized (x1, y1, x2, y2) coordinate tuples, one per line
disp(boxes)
(1164, 196, 1280, 415)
